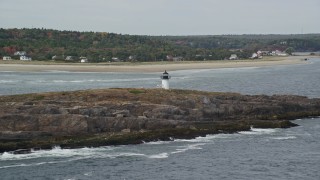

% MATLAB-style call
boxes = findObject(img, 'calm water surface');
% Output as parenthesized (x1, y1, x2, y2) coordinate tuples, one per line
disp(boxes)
(0, 58, 319, 180)
(0, 58, 319, 98)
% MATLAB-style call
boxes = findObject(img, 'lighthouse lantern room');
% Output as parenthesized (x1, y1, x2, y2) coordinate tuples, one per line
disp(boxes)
(160, 70, 171, 90)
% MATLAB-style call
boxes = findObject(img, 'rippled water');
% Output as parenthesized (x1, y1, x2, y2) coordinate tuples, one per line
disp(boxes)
(1, 58, 320, 98)
(1, 119, 319, 180)
(0, 58, 320, 180)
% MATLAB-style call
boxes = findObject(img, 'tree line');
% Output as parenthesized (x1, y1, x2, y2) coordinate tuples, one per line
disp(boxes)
(1, 28, 319, 62)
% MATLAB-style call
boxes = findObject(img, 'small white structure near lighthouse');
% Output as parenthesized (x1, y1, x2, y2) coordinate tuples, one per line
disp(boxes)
(160, 70, 171, 90)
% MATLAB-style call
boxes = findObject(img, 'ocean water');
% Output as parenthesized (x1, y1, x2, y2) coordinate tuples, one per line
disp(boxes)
(0, 59, 320, 98)
(0, 58, 320, 180)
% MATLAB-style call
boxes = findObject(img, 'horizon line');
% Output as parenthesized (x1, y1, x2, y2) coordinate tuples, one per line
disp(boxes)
(2, 27, 320, 36)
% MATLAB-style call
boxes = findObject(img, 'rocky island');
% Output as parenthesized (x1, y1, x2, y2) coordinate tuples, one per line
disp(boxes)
(1, 88, 319, 153)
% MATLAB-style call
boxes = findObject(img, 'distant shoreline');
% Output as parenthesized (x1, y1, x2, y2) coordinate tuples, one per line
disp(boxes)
(0, 56, 316, 73)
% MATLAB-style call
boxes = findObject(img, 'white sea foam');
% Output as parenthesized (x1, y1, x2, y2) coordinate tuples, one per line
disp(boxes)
(0, 157, 84, 169)
(31, 146, 95, 157)
(143, 141, 172, 145)
(0, 163, 29, 169)
(174, 138, 207, 143)
(171, 143, 205, 154)
(107, 152, 145, 159)
(211, 133, 239, 138)
(84, 172, 93, 176)
(0, 80, 16, 83)
(174, 133, 235, 143)
(174, 135, 215, 143)
(64, 178, 76, 180)
(238, 131, 266, 135)
(148, 153, 169, 159)
(272, 136, 296, 140)
(0, 146, 115, 161)
(1, 144, 178, 164)
(0, 151, 148, 169)
(0, 146, 138, 169)
(0, 152, 14, 159)
(239, 127, 277, 135)
(251, 128, 277, 133)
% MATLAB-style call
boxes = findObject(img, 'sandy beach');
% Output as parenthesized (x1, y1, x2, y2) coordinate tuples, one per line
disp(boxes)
(0, 56, 315, 73)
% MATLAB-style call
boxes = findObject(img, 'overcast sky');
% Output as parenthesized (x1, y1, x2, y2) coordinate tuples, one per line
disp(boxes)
(0, 0, 319, 35)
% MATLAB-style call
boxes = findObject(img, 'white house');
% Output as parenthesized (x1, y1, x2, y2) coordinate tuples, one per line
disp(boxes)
(128, 55, 136, 61)
(80, 59, 88, 63)
(65, 56, 74, 61)
(14, 51, 26, 56)
(80, 57, 88, 63)
(277, 52, 288, 56)
(2, 56, 12, 60)
(229, 54, 238, 60)
(20, 56, 32, 61)
(251, 52, 263, 59)
(112, 57, 120, 62)
(166, 55, 183, 61)
(271, 50, 288, 56)
(259, 50, 271, 56)
(251, 53, 258, 59)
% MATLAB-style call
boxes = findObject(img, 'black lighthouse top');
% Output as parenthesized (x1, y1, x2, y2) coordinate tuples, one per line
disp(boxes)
(160, 70, 171, 79)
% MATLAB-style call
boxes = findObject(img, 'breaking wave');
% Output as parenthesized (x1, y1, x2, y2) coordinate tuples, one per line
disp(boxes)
(238, 127, 277, 135)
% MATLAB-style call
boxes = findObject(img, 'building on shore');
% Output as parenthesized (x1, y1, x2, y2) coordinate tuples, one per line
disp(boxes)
(14, 51, 26, 56)
(229, 54, 238, 60)
(166, 55, 184, 61)
(271, 50, 288, 56)
(80, 57, 88, 63)
(20, 56, 32, 61)
(2, 56, 12, 60)
(251, 52, 263, 59)
(160, 70, 171, 90)
(65, 56, 74, 61)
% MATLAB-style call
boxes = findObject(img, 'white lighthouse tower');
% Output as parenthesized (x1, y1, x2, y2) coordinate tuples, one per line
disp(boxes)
(160, 70, 171, 90)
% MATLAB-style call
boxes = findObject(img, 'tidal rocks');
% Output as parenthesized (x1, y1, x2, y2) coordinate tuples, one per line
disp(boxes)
(0, 88, 319, 152)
